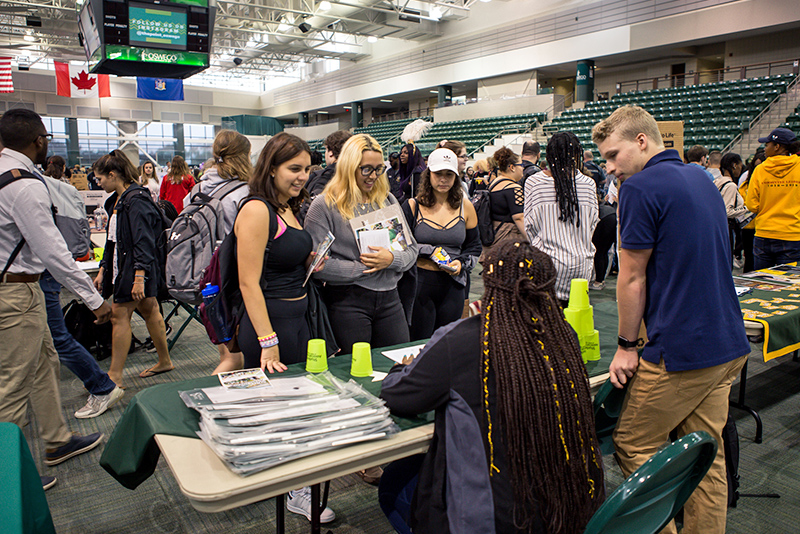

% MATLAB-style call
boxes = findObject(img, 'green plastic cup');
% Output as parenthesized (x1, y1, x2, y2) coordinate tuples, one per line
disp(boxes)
(567, 278, 590, 310)
(93, 247, 104, 261)
(582, 330, 601, 362)
(306, 339, 328, 373)
(350, 342, 373, 377)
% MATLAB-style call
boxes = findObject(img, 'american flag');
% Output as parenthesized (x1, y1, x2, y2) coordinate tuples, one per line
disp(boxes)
(0, 57, 13, 93)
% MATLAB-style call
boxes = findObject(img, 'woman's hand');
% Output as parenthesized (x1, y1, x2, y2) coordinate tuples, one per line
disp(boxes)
(361, 246, 394, 273)
(261, 345, 287, 374)
(93, 267, 104, 292)
(304, 251, 329, 272)
(132, 279, 145, 301)
(445, 259, 462, 276)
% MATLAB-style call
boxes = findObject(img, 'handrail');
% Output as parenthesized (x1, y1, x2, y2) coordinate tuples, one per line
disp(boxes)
(722, 73, 800, 154)
(468, 119, 542, 157)
(616, 59, 799, 94)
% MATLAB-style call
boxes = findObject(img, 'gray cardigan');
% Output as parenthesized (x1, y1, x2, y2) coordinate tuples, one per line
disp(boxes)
(304, 193, 418, 291)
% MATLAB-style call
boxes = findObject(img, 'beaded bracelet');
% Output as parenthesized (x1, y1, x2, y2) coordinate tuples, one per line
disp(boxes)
(258, 332, 279, 349)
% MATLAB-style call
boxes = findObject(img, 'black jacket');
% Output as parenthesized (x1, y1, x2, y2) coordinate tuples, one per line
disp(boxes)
(100, 184, 165, 302)
(299, 164, 336, 224)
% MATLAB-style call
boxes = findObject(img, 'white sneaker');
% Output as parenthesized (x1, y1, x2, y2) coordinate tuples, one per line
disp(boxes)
(287, 487, 336, 523)
(75, 386, 124, 419)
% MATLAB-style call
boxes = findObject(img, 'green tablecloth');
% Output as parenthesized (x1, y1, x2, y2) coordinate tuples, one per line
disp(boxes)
(0, 423, 56, 534)
(101, 305, 617, 490)
(739, 287, 800, 361)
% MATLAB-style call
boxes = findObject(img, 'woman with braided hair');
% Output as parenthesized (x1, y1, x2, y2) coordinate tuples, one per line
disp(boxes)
(524, 131, 598, 306)
(380, 239, 604, 534)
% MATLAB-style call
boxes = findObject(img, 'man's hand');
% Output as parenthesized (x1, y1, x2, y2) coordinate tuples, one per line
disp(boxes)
(609, 347, 640, 388)
(92, 301, 112, 324)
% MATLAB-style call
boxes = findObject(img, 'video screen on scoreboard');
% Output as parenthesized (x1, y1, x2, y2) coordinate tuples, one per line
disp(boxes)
(128, 2, 188, 51)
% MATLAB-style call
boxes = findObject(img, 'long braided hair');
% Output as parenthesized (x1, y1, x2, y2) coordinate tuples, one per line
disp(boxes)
(546, 131, 584, 227)
(481, 240, 604, 533)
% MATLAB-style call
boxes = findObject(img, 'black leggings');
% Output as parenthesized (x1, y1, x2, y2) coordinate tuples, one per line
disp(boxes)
(239, 296, 310, 369)
(323, 285, 409, 353)
(410, 269, 465, 341)
(592, 213, 617, 283)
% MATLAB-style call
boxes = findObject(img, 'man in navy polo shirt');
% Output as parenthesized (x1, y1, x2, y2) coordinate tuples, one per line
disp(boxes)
(592, 105, 750, 534)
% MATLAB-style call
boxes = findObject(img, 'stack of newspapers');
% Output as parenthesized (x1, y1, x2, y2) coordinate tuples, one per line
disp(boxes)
(179, 372, 398, 476)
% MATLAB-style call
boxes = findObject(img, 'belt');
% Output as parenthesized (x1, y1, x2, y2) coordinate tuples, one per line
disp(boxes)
(0, 273, 41, 283)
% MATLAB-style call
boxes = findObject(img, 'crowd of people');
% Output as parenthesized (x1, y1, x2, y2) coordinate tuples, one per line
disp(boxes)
(2, 104, 797, 532)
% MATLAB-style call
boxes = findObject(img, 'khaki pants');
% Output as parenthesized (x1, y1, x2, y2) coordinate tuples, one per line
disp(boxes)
(0, 282, 72, 448)
(613, 354, 747, 534)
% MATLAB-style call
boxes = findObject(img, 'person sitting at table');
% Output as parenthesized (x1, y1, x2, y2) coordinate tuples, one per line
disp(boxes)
(379, 240, 605, 534)
(233, 132, 335, 524)
(93, 150, 174, 387)
(402, 148, 480, 341)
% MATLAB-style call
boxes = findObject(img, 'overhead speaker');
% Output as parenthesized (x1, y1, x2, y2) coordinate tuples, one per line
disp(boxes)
(233, 57, 243, 66)
(26, 16, 42, 27)
(298, 22, 312, 33)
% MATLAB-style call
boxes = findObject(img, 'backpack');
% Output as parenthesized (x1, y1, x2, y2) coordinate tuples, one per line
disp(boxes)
(0, 169, 92, 270)
(63, 299, 113, 361)
(722, 413, 740, 508)
(198, 197, 278, 348)
(471, 178, 514, 247)
(165, 180, 247, 304)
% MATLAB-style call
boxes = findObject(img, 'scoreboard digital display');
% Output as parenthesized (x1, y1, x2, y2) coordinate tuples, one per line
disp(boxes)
(78, 0, 215, 79)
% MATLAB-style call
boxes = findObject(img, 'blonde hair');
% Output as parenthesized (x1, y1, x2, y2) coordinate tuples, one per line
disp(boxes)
(323, 134, 389, 220)
(473, 157, 496, 174)
(592, 105, 663, 148)
(213, 129, 252, 183)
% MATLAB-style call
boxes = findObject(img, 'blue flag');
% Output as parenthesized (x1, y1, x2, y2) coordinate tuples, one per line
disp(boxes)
(136, 77, 184, 101)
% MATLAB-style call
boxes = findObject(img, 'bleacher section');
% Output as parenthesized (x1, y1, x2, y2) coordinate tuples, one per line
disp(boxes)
(781, 103, 800, 137)
(353, 117, 433, 147)
(413, 113, 547, 156)
(547, 74, 796, 159)
(306, 139, 325, 154)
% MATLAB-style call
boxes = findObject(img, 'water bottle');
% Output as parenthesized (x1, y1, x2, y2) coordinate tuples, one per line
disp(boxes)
(201, 284, 232, 343)
(93, 207, 108, 231)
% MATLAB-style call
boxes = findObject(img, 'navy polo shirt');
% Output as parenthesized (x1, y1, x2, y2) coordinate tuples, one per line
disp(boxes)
(618, 150, 750, 371)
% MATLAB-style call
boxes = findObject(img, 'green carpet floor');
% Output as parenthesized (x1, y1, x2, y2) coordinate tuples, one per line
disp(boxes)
(20, 273, 800, 533)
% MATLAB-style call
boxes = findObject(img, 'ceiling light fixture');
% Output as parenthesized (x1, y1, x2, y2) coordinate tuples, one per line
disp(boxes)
(23, 34, 36, 42)
(380, 99, 392, 103)
(429, 7, 443, 20)
(429, 90, 438, 94)
(317, 110, 329, 114)
(367, 36, 378, 43)
(277, 22, 291, 32)
(319, 1, 332, 11)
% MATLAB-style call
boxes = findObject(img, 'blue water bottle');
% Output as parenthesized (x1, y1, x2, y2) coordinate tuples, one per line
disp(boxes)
(201, 285, 231, 343)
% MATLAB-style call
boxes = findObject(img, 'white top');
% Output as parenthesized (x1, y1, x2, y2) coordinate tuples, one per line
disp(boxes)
(524, 170, 599, 302)
(0, 148, 103, 309)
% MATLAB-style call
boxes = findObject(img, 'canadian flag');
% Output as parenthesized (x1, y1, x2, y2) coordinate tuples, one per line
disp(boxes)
(54, 62, 110, 98)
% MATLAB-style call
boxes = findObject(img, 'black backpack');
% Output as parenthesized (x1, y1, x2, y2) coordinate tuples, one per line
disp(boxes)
(722, 413, 740, 508)
(63, 300, 113, 361)
(471, 178, 515, 247)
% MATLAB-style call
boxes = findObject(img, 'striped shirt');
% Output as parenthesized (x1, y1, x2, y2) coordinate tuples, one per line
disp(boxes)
(524, 171, 599, 302)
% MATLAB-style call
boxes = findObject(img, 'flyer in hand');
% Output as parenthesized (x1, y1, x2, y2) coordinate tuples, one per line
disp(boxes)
(349, 203, 412, 254)
(303, 231, 335, 287)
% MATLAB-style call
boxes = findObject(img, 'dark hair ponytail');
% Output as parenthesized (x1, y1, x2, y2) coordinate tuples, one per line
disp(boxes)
(546, 131, 583, 227)
(93, 150, 139, 185)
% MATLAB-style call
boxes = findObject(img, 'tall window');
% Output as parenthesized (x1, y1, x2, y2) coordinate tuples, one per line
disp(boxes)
(138, 121, 175, 166)
(184, 123, 214, 166)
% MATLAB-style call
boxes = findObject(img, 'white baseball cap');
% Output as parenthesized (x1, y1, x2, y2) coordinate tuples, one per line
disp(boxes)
(427, 148, 459, 174)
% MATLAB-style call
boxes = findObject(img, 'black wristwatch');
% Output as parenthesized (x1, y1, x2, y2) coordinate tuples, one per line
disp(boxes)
(618, 335, 643, 349)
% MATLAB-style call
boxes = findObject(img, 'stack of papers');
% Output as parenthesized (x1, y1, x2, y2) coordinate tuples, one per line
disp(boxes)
(179, 372, 398, 476)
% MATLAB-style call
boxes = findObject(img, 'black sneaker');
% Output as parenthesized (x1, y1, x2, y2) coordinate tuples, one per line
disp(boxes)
(41, 475, 57, 491)
(45, 432, 104, 466)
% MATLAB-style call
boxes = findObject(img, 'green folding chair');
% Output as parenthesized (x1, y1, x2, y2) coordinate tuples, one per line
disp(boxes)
(583, 431, 718, 534)
(593, 379, 628, 455)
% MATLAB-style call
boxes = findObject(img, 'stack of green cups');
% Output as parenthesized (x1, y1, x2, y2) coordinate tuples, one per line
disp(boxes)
(563, 279, 601, 363)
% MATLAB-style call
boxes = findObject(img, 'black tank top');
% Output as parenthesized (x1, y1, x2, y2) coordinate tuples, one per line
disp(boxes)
(262, 220, 313, 299)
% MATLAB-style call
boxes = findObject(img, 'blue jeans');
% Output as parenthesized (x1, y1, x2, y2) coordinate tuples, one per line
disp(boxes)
(40, 272, 116, 396)
(752, 236, 800, 271)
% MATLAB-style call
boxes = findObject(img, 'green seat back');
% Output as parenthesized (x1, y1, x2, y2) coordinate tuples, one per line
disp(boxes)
(583, 431, 717, 534)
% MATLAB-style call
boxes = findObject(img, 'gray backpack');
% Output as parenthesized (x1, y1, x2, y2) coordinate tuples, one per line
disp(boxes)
(41, 174, 93, 259)
(165, 179, 247, 304)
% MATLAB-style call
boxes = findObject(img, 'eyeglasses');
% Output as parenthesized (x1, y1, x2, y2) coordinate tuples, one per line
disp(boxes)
(513, 162, 525, 167)
(359, 164, 386, 177)
(39, 133, 53, 141)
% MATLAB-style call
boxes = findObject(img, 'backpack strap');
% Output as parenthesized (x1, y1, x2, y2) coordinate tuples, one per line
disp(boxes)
(0, 169, 48, 279)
